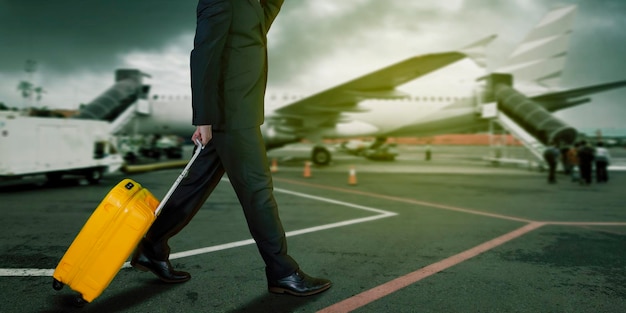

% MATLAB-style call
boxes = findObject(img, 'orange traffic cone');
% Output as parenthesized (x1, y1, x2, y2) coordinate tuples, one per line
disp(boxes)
(270, 158, 278, 173)
(348, 166, 357, 186)
(303, 161, 312, 178)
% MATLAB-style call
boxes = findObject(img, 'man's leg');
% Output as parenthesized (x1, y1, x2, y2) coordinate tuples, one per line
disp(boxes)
(213, 128, 331, 296)
(548, 162, 556, 183)
(212, 128, 298, 280)
(132, 140, 226, 283)
(583, 162, 592, 184)
(599, 161, 608, 182)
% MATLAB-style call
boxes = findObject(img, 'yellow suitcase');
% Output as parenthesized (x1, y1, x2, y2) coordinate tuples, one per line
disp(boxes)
(52, 142, 203, 305)
(52, 179, 158, 304)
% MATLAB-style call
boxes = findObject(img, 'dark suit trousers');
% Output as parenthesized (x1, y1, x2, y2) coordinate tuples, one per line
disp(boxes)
(143, 127, 299, 280)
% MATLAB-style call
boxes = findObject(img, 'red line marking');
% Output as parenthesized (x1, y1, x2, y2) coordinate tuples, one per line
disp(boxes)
(273, 177, 625, 312)
(275, 178, 626, 227)
(275, 177, 534, 223)
(317, 222, 546, 313)
(544, 221, 626, 226)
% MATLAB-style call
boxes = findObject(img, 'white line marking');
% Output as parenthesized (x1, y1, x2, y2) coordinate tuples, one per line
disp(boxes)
(275, 187, 396, 216)
(163, 212, 396, 263)
(0, 268, 54, 277)
(1, 187, 396, 276)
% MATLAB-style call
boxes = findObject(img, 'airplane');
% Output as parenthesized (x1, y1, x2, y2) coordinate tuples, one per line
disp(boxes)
(78, 4, 626, 165)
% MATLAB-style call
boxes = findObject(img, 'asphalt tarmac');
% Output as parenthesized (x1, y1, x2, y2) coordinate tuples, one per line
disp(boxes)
(1, 146, 624, 313)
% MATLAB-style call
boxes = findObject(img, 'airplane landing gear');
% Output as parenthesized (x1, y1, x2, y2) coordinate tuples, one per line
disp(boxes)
(312, 146, 331, 166)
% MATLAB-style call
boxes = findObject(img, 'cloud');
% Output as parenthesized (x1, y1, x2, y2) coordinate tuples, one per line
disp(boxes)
(0, 0, 197, 74)
(0, 0, 624, 127)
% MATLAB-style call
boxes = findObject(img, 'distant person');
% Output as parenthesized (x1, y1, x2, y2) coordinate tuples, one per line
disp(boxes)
(594, 142, 611, 183)
(543, 142, 560, 184)
(566, 143, 580, 182)
(560, 146, 571, 175)
(577, 140, 595, 185)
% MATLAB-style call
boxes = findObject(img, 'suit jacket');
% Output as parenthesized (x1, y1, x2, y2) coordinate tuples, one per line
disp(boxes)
(190, 0, 284, 130)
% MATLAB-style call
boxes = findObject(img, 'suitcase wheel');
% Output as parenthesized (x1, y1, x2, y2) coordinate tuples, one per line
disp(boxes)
(52, 278, 64, 291)
(73, 296, 87, 307)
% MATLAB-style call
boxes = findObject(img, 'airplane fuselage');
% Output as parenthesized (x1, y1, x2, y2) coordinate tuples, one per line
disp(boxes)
(121, 86, 487, 146)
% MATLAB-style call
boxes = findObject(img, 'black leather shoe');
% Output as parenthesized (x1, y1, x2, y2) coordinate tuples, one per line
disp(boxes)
(131, 249, 191, 283)
(268, 269, 331, 296)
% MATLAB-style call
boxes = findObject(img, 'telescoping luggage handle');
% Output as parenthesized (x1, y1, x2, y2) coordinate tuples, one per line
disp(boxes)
(154, 139, 204, 216)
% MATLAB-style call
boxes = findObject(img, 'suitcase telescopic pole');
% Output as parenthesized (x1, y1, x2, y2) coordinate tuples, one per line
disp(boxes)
(154, 139, 204, 216)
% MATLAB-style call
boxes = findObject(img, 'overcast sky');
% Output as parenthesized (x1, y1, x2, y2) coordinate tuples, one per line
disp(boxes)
(1, 0, 625, 128)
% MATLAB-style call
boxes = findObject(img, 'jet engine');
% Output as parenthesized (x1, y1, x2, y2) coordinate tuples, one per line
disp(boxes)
(260, 123, 300, 149)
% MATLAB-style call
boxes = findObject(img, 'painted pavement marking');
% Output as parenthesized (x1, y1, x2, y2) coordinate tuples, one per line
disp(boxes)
(0, 186, 396, 277)
(317, 222, 546, 313)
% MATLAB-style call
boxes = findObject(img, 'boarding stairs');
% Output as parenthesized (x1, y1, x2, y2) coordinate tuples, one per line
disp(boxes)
(483, 110, 546, 169)
(108, 101, 141, 135)
(73, 69, 150, 136)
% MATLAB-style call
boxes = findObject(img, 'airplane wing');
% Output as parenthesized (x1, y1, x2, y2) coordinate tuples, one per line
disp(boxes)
(275, 52, 466, 116)
(270, 51, 467, 135)
(532, 80, 626, 112)
(269, 36, 497, 136)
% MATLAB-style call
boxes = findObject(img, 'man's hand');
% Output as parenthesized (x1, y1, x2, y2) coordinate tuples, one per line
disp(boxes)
(192, 125, 212, 147)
